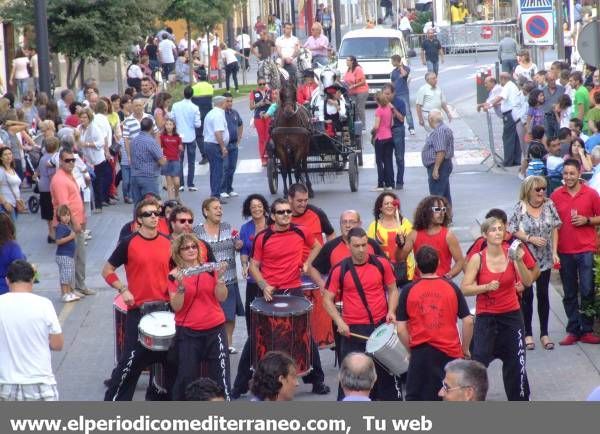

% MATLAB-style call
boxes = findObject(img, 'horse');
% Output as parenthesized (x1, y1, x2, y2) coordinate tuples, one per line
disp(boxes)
(297, 47, 313, 79)
(270, 83, 314, 197)
(257, 57, 281, 90)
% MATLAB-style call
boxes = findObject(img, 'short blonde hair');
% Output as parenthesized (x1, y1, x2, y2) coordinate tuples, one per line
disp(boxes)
(171, 233, 203, 269)
(481, 216, 504, 235)
(519, 175, 547, 202)
(78, 107, 94, 122)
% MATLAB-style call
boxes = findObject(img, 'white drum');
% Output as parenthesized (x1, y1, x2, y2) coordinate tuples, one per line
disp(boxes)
(138, 311, 176, 351)
(365, 323, 409, 376)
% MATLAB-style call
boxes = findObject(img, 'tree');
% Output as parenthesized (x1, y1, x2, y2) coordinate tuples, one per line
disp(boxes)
(1, 0, 166, 89)
(165, 0, 239, 84)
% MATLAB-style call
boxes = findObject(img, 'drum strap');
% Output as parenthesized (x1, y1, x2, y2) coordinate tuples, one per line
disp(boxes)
(347, 261, 375, 326)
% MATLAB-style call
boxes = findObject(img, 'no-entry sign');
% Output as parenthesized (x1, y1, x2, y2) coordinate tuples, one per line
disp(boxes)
(521, 12, 554, 46)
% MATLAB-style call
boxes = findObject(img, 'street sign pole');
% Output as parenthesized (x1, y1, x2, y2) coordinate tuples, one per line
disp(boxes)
(556, 0, 564, 61)
(34, 0, 51, 95)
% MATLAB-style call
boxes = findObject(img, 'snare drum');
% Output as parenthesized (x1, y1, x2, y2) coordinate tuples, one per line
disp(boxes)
(113, 295, 127, 363)
(250, 295, 312, 376)
(138, 311, 176, 351)
(301, 276, 335, 349)
(366, 323, 409, 376)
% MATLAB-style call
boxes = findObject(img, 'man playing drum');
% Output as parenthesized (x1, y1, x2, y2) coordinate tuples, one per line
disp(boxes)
(102, 197, 174, 401)
(246, 198, 330, 395)
(323, 227, 401, 401)
(396, 245, 474, 401)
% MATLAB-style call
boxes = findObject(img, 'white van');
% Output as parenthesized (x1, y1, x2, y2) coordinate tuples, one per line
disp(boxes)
(337, 28, 408, 98)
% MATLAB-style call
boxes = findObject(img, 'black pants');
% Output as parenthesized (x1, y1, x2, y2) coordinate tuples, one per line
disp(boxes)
(104, 309, 175, 401)
(544, 112, 559, 141)
(472, 310, 530, 401)
(520, 269, 551, 337)
(233, 287, 325, 394)
(502, 113, 521, 167)
(225, 62, 239, 91)
(374, 138, 394, 188)
(405, 343, 453, 401)
(171, 324, 231, 401)
(338, 324, 403, 401)
(92, 160, 110, 209)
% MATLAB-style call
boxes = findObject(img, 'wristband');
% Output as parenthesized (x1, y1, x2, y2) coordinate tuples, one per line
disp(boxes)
(105, 272, 119, 287)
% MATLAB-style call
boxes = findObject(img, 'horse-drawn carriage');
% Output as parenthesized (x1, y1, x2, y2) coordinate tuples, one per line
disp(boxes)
(265, 67, 363, 197)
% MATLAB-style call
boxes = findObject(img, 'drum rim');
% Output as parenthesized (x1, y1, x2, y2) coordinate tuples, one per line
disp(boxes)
(365, 323, 396, 352)
(250, 295, 312, 316)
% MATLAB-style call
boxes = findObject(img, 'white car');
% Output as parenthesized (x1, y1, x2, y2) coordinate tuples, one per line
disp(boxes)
(337, 28, 408, 98)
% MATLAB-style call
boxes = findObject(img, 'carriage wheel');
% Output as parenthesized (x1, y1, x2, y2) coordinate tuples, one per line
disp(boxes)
(267, 158, 278, 195)
(354, 133, 364, 167)
(348, 152, 359, 193)
(28, 195, 39, 214)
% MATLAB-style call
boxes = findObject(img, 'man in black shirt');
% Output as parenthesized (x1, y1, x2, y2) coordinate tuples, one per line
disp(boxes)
(420, 29, 444, 76)
(252, 31, 275, 61)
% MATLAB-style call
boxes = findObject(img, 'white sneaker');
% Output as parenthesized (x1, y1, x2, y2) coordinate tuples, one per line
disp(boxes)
(518, 173, 525, 180)
(371, 187, 384, 192)
(228, 191, 239, 197)
(61, 292, 81, 303)
(179, 186, 185, 192)
(220, 192, 230, 198)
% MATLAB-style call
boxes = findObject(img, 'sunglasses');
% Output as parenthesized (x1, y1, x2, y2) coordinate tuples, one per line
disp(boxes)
(62, 158, 76, 163)
(432, 206, 447, 213)
(534, 186, 546, 193)
(274, 209, 293, 215)
(180, 244, 199, 252)
(139, 210, 160, 218)
(177, 218, 193, 224)
(258, 83, 266, 86)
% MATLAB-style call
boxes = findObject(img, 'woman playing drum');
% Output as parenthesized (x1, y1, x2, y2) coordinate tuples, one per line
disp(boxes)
(461, 217, 536, 401)
(168, 233, 230, 400)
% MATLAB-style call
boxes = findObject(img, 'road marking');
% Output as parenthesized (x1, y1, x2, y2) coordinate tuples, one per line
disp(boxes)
(184, 150, 487, 176)
(58, 301, 76, 326)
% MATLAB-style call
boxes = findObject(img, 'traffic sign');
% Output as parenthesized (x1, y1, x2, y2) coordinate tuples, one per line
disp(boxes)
(521, 12, 554, 46)
(577, 21, 600, 67)
(519, 0, 552, 13)
(480, 25, 493, 40)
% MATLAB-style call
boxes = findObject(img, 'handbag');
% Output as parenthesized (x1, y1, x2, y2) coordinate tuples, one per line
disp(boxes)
(2, 169, 27, 214)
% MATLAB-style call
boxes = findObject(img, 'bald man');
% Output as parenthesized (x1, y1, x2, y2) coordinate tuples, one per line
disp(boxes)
(421, 110, 454, 204)
(339, 353, 377, 401)
(484, 72, 522, 167)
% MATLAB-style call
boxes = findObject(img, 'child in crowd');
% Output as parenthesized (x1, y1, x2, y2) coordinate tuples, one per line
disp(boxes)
(569, 137, 592, 172)
(371, 91, 394, 191)
(526, 142, 547, 177)
(524, 88, 545, 138)
(554, 94, 573, 129)
(55, 205, 79, 303)
(159, 118, 182, 200)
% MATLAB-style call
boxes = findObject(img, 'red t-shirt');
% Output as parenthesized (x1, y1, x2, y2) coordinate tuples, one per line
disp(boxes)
(397, 277, 470, 358)
(475, 246, 536, 314)
(251, 224, 315, 289)
(413, 227, 452, 278)
(550, 184, 600, 254)
(312, 236, 385, 275)
(108, 232, 171, 308)
(160, 133, 182, 161)
(65, 114, 80, 128)
(292, 204, 335, 261)
(167, 271, 225, 330)
(326, 256, 395, 325)
(296, 83, 317, 105)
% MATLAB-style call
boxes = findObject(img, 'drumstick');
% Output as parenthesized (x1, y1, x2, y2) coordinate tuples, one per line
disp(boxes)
(349, 332, 369, 341)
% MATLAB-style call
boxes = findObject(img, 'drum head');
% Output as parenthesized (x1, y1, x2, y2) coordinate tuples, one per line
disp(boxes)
(139, 312, 175, 337)
(366, 323, 395, 353)
(251, 295, 312, 317)
(300, 275, 319, 291)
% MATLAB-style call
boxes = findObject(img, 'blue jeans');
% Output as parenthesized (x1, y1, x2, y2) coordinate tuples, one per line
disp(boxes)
(392, 125, 406, 186)
(426, 158, 453, 205)
(426, 60, 439, 75)
(120, 165, 131, 200)
(501, 59, 518, 74)
(130, 176, 160, 205)
(204, 142, 224, 197)
(558, 252, 595, 335)
(15, 78, 28, 99)
(397, 93, 414, 130)
(221, 142, 238, 194)
(0, 204, 17, 222)
(179, 141, 196, 187)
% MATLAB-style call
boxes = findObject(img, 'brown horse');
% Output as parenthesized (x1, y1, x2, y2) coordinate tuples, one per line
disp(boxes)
(270, 83, 313, 197)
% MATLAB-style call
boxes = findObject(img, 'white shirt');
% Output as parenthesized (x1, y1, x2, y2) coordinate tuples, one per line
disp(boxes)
(513, 63, 538, 81)
(93, 113, 113, 150)
(203, 107, 229, 145)
(499, 80, 522, 117)
(127, 64, 143, 79)
(236, 34, 251, 50)
(12, 57, 30, 80)
(78, 122, 106, 166)
(221, 48, 238, 65)
(415, 83, 446, 111)
(0, 292, 61, 385)
(178, 38, 197, 53)
(399, 16, 412, 32)
(276, 35, 299, 59)
(486, 84, 503, 118)
(158, 39, 177, 64)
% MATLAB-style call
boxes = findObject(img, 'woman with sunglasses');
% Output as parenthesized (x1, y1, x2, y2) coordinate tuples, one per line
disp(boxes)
(249, 79, 273, 166)
(194, 197, 244, 354)
(461, 216, 537, 401)
(168, 232, 230, 400)
(508, 176, 561, 351)
(367, 192, 415, 286)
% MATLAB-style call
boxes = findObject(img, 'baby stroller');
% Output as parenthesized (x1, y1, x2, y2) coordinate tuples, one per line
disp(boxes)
(24, 144, 43, 214)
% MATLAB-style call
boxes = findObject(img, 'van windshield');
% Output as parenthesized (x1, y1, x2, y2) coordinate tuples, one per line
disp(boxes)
(339, 37, 404, 59)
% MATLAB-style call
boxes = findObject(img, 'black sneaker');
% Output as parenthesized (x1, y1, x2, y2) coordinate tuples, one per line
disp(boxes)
(199, 157, 209, 165)
(311, 382, 331, 395)
(230, 387, 245, 400)
(395, 183, 404, 190)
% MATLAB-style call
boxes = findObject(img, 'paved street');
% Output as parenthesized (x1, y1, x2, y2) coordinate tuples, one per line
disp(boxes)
(19, 50, 600, 401)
